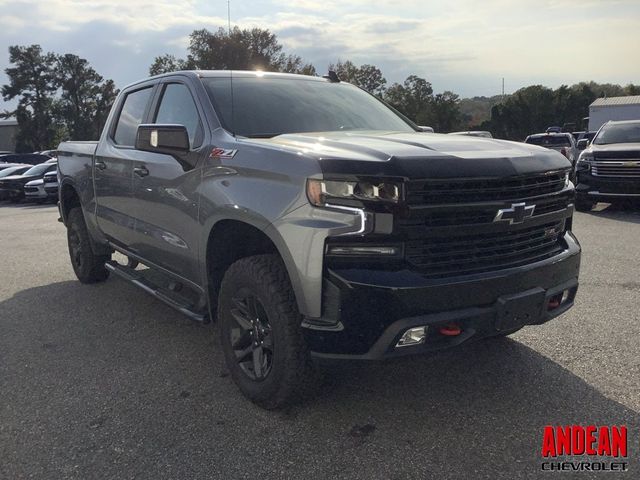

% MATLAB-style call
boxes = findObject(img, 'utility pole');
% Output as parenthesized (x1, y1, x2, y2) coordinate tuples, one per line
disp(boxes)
(227, 0, 231, 34)
(502, 77, 505, 101)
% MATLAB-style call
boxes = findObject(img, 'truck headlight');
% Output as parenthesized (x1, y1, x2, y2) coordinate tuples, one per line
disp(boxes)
(306, 179, 401, 206)
(576, 152, 593, 171)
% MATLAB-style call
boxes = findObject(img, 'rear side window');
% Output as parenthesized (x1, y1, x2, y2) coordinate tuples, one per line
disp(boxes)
(154, 83, 202, 148)
(113, 87, 153, 146)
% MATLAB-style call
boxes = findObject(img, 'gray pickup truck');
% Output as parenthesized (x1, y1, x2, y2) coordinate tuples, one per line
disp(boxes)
(58, 70, 581, 409)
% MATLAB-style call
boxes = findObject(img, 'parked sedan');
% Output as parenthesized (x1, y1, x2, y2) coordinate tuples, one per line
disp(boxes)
(0, 153, 52, 165)
(24, 173, 58, 203)
(0, 162, 57, 202)
(0, 165, 31, 177)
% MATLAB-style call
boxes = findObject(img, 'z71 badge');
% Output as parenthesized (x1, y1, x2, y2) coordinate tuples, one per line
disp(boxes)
(210, 148, 238, 159)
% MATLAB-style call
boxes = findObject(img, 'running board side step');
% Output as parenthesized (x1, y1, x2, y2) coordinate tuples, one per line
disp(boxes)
(105, 261, 209, 323)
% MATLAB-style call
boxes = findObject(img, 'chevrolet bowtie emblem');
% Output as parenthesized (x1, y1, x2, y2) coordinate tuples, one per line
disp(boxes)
(494, 202, 536, 224)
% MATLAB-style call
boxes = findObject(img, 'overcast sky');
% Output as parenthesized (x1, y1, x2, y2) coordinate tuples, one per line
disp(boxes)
(1, 0, 639, 111)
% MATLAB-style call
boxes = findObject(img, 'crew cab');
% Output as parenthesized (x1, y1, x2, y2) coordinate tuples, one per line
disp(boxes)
(57, 71, 581, 409)
(575, 120, 640, 211)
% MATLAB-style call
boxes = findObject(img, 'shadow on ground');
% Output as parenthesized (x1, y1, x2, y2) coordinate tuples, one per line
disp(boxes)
(589, 202, 640, 224)
(1, 279, 638, 479)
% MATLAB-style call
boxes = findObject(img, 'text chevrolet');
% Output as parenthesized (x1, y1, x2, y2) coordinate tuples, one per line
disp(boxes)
(57, 71, 581, 408)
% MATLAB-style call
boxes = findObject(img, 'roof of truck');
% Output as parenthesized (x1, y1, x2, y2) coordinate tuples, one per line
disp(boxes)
(146, 70, 328, 83)
(590, 95, 640, 107)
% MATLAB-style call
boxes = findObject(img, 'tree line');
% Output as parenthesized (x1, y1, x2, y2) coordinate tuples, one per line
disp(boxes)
(1, 45, 117, 152)
(3, 27, 639, 152)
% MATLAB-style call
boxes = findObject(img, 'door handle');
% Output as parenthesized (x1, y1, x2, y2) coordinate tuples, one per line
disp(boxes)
(134, 166, 149, 177)
(95, 161, 107, 170)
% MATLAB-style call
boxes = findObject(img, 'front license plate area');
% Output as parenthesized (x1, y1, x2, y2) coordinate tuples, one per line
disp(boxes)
(495, 288, 545, 331)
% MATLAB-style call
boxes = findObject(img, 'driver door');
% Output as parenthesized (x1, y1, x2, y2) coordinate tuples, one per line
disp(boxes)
(130, 80, 207, 284)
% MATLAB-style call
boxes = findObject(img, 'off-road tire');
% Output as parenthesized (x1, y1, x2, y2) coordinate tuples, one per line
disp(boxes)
(67, 208, 111, 283)
(218, 254, 320, 409)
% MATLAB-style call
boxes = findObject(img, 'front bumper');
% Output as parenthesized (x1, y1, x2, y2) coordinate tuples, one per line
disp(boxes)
(576, 170, 640, 200)
(304, 232, 580, 361)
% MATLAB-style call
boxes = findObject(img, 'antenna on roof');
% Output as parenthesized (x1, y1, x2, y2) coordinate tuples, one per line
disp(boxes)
(323, 70, 341, 82)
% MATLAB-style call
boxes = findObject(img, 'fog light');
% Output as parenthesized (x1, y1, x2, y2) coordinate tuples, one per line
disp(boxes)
(561, 289, 570, 304)
(396, 326, 427, 347)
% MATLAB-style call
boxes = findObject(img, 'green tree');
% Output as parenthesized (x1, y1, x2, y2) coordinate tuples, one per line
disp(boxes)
(384, 75, 433, 124)
(149, 54, 189, 76)
(427, 91, 462, 132)
(55, 53, 118, 140)
(328, 61, 386, 95)
(149, 27, 315, 75)
(1, 45, 61, 151)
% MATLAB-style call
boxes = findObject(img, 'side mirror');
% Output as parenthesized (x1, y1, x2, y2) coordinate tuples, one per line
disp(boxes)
(577, 139, 589, 150)
(417, 125, 434, 133)
(135, 124, 190, 156)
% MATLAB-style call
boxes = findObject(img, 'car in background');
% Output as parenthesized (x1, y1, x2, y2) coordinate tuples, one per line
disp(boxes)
(0, 162, 57, 202)
(524, 132, 578, 166)
(0, 153, 52, 165)
(24, 170, 58, 203)
(43, 169, 59, 201)
(0, 162, 28, 172)
(575, 131, 597, 149)
(0, 165, 31, 179)
(449, 131, 493, 138)
(546, 126, 562, 133)
(574, 120, 640, 211)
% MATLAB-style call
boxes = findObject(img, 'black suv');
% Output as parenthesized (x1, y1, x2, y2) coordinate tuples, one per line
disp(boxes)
(575, 120, 640, 211)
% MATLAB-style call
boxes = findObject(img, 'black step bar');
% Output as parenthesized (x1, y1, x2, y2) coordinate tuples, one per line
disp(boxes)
(105, 261, 209, 322)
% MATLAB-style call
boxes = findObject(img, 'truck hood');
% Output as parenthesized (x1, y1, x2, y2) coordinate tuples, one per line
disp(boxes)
(247, 131, 571, 179)
(589, 143, 640, 153)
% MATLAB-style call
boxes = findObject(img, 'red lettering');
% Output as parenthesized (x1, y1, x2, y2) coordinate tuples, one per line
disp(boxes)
(611, 426, 627, 457)
(556, 426, 571, 455)
(572, 426, 585, 455)
(585, 426, 597, 455)
(542, 426, 556, 457)
(597, 426, 611, 456)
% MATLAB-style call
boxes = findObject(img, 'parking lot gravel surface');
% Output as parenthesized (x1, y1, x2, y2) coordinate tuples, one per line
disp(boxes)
(1, 203, 639, 479)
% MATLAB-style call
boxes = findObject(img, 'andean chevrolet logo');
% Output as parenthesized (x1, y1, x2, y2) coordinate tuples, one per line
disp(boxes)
(494, 202, 536, 224)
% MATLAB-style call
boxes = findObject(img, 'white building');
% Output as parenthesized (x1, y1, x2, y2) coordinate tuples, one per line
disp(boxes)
(588, 95, 640, 131)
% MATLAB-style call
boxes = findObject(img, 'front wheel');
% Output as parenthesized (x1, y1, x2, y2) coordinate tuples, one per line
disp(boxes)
(67, 208, 111, 283)
(218, 254, 320, 409)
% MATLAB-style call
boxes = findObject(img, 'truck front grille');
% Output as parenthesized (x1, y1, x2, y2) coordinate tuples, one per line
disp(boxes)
(406, 170, 567, 205)
(592, 161, 640, 178)
(405, 221, 565, 278)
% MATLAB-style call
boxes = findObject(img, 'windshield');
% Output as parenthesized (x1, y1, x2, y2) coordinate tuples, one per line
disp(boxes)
(23, 163, 54, 176)
(594, 122, 640, 145)
(526, 136, 571, 147)
(202, 76, 415, 137)
(0, 166, 28, 178)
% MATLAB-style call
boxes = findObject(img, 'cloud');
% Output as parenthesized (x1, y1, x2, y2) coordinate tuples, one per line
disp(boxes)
(0, 0, 638, 103)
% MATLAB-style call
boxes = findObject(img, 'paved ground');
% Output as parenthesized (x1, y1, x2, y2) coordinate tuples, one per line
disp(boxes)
(1, 202, 639, 479)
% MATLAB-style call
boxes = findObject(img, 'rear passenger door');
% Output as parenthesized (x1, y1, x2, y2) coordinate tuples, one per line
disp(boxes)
(130, 80, 207, 284)
(94, 84, 155, 247)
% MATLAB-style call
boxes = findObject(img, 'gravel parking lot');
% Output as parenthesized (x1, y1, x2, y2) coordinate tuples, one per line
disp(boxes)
(1, 203, 639, 479)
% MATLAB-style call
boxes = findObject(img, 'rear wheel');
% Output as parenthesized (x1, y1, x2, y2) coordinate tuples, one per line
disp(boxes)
(218, 254, 320, 409)
(67, 208, 111, 283)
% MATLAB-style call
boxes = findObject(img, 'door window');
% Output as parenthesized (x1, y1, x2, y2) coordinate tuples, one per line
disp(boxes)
(154, 83, 202, 148)
(113, 87, 153, 146)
